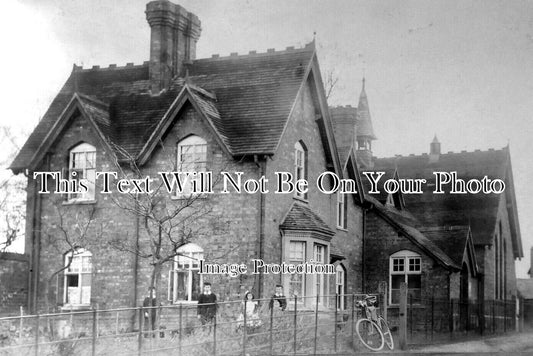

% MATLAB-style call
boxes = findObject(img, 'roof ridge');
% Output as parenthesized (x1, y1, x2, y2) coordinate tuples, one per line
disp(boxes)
(419, 225, 470, 232)
(73, 61, 149, 72)
(375, 146, 507, 161)
(195, 42, 315, 62)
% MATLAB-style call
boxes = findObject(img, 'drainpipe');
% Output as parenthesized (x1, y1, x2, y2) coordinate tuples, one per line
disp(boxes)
(254, 155, 266, 298)
(362, 207, 366, 293)
(131, 193, 140, 328)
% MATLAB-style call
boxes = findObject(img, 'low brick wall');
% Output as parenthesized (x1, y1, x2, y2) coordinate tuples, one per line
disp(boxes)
(0, 252, 29, 315)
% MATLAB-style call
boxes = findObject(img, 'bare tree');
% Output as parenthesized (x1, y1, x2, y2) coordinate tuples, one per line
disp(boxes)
(0, 126, 28, 252)
(323, 68, 339, 102)
(105, 143, 235, 306)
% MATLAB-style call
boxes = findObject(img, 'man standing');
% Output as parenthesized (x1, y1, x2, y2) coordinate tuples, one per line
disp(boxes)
(269, 284, 287, 311)
(143, 287, 158, 337)
(197, 282, 217, 325)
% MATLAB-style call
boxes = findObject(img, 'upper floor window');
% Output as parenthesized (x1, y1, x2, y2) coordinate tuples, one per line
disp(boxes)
(64, 249, 92, 306)
(169, 243, 204, 302)
(176, 135, 208, 196)
(389, 250, 421, 305)
(68, 143, 96, 201)
(337, 192, 347, 229)
(294, 141, 307, 199)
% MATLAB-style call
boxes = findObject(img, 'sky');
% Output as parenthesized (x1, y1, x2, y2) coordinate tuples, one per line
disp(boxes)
(1, 0, 532, 276)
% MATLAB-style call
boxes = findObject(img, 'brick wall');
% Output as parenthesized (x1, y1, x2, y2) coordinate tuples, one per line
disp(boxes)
(27, 80, 364, 313)
(0, 252, 28, 315)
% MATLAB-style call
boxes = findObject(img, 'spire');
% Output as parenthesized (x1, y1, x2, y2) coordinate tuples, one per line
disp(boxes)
(430, 134, 441, 157)
(356, 77, 376, 140)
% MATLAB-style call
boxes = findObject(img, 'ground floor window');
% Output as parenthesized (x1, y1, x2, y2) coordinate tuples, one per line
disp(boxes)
(169, 243, 204, 302)
(64, 249, 92, 306)
(335, 264, 346, 310)
(389, 250, 421, 304)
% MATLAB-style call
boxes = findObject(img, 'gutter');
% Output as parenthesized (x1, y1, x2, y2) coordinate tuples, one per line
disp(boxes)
(254, 154, 266, 298)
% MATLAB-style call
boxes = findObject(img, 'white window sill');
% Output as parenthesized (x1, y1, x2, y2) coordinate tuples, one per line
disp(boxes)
(62, 199, 97, 206)
(61, 304, 92, 311)
(336, 226, 348, 232)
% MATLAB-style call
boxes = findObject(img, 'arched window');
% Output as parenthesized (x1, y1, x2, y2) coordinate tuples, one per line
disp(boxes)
(176, 135, 208, 196)
(294, 141, 307, 199)
(389, 250, 421, 305)
(64, 249, 92, 306)
(69, 143, 96, 201)
(335, 264, 346, 310)
(169, 243, 204, 302)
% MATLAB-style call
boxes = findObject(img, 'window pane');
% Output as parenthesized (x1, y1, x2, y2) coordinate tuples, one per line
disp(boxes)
(391, 289, 400, 304)
(391, 275, 403, 289)
(289, 241, 305, 261)
(409, 257, 421, 272)
(191, 270, 201, 301)
(407, 274, 421, 289)
(176, 271, 188, 301)
(392, 258, 404, 272)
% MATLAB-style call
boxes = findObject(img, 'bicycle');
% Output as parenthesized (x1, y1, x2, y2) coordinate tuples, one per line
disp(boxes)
(355, 295, 394, 351)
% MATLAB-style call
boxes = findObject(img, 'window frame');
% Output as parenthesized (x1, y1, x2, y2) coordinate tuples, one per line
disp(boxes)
(288, 240, 306, 300)
(336, 191, 347, 229)
(335, 264, 346, 310)
(294, 141, 307, 200)
(169, 243, 204, 303)
(68, 143, 96, 202)
(175, 135, 208, 198)
(63, 248, 92, 307)
(389, 250, 422, 305)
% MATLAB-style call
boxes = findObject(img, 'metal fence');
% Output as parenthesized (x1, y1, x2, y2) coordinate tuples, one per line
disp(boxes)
(0, 293, 382, 356)
(402, 295, 521, 345)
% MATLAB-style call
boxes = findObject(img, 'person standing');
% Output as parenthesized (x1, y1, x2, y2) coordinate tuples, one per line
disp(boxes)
(197, 282, 217, 325)
(269, 284, 287, 311)
(143, 287, 158, 337)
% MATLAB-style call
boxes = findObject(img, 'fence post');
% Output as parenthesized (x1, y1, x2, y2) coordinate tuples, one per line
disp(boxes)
(19, 306, 23, 339)
(313, 294, 319, 355)
(478, 298, 484, 335)
(399, 283, 407, 350)
(409, 294, 413, 338)
(270, 300, 274, 356)
(243, 299, 247, 356)
(516, 297, 519, 332)
(334, 293, 338, 352)
(178, 304, 183, 356)
(491, 300, 495, 333)
(350, 294, 355, 344)
(431, 294, 434, 341)
(378, 281, 388, 322)
(34, 313, 39, 356)
(448, 299, 453, 338)
(116, 311, 119, 335)
(504, 300, 507, 333)
(213, 314, 217, 356)
(138, 307, 143, 356)
(293, 295, 297, 355)
(92, 308, 97, 356)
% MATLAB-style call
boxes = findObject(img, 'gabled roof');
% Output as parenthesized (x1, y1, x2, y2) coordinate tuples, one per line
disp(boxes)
(330, 105, 357, 165)
(366, 195, 460, 271)
(367, 147, 523, 259)
(419, 225, 478, 276)
(280, 203, 335, 237)
(10, 45, 318, 172)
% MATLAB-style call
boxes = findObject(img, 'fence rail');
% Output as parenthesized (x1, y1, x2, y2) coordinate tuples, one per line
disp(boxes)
(0, 293, 380, 356)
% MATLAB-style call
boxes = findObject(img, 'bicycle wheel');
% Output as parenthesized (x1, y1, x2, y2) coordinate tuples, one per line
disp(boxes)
(378, 317, 394, 350)
(355, 318, 385, 351)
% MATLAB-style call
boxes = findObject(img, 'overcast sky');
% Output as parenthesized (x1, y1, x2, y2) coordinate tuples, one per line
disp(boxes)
(1, 0, 532, 277)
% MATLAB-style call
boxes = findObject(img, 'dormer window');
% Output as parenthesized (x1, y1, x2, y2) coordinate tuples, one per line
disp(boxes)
(176, 135, 208, 197)
(68, 143, 96, 201)
(294, 141, 307, 199)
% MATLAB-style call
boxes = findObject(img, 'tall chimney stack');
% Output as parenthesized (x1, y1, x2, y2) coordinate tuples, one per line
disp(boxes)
(146, 1, 201, 94)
